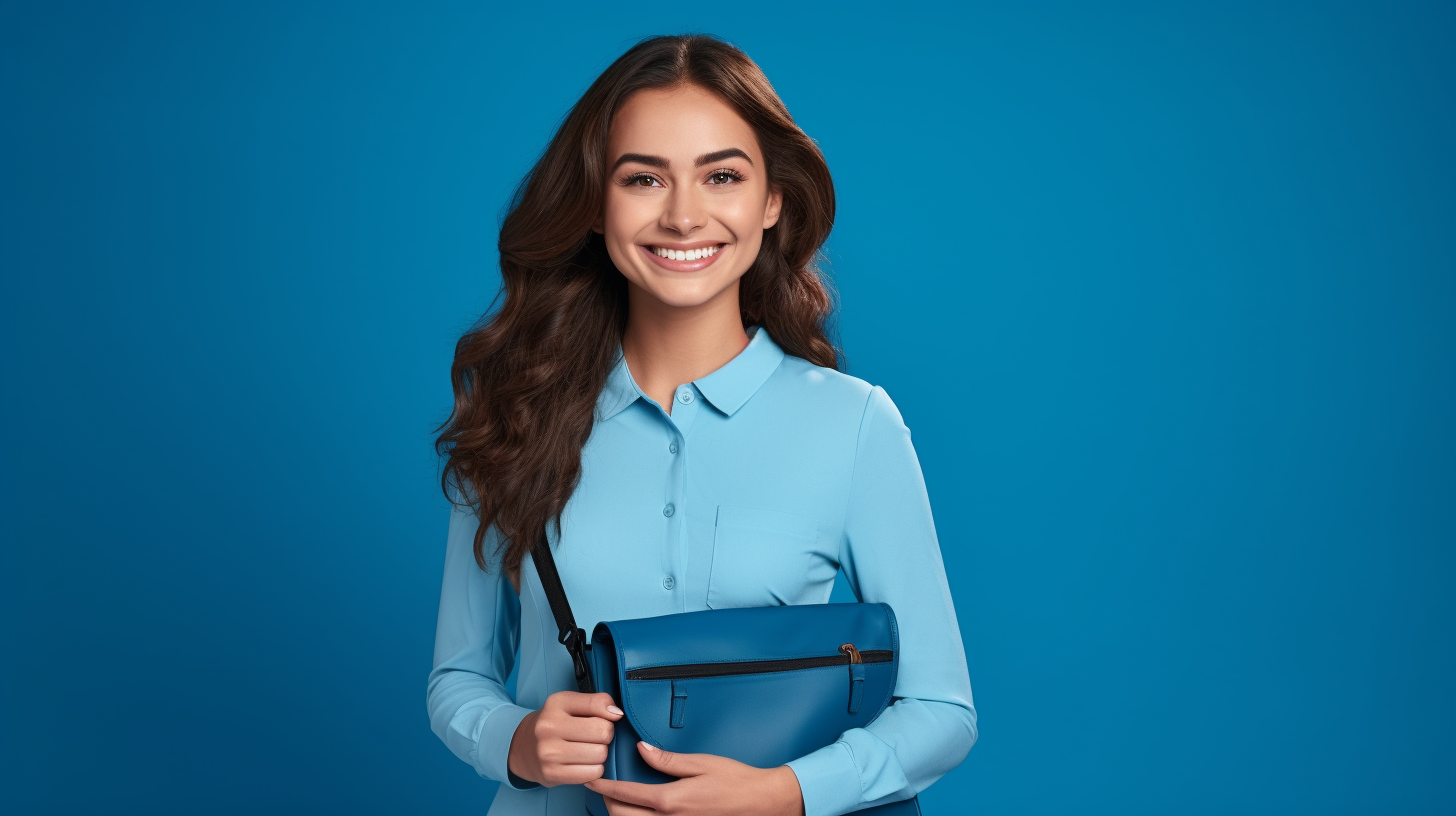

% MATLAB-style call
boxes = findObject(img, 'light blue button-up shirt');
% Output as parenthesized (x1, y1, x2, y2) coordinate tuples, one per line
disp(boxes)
(428, 325, 977, 816)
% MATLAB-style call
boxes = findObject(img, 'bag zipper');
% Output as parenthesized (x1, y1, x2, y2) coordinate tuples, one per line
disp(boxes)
(624, 643, 891, 681)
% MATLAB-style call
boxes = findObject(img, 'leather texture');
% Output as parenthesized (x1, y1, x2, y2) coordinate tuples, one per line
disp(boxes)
(581, 603, 921, 815)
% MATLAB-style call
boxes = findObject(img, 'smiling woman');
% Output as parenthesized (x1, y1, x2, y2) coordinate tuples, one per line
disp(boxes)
(428, 34, 975, 816)
(600, 101, 777, 278)
(593, 82, 785, 409)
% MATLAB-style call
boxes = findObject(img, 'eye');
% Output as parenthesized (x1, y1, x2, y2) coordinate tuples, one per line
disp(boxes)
(621, 173, 663, 188)
(707, 168, 746, 185)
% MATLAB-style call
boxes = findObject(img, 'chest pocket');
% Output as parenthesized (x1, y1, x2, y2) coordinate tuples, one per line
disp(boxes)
(705, 505, 837, 609)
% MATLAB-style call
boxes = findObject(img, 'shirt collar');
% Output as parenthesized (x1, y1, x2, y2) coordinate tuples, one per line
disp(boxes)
(595, 325, 786, 422)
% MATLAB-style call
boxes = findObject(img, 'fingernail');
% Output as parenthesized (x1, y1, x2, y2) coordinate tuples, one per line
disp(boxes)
(607, 705, 623, 716)
(639, 741, 657, 752)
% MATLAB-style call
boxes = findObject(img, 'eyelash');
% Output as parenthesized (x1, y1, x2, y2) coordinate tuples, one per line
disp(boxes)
(619, 168, 746, 187)
(706, 168, 746, 185)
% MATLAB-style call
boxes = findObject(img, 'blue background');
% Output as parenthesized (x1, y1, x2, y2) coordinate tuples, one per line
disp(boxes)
(2, 2, 1452, 814)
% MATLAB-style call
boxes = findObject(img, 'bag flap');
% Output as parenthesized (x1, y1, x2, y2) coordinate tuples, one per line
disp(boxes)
(603, 602, 898, 669)
(594, 603, 901, 768)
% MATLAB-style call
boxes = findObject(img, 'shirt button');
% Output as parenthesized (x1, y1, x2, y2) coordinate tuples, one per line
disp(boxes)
(668, 441, 678, 454)
(662, 503, 675, 517)
(677, 389, 694, 404)
(663, 575, 676, 590)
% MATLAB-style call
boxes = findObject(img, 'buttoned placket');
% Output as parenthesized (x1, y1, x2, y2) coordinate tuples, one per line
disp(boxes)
(656, 383, 700, 611)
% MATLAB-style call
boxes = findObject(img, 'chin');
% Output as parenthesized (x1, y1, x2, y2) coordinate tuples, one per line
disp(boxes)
(648, 286, 729, 310)
(636, 276, 737, 310)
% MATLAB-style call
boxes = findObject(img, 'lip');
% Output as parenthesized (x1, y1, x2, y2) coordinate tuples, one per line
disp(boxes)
(639, 242, 727, 273)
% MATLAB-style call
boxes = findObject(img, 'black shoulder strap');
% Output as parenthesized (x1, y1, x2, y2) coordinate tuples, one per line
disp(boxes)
(529, 532, 595, 694)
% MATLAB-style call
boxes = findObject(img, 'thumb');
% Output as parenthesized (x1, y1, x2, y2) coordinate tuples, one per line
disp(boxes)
(636, 740, 709, 777)
(587, 692, 624, 720)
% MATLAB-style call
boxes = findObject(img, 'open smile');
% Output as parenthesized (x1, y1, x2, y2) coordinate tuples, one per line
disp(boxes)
(639, 242, 727, 272)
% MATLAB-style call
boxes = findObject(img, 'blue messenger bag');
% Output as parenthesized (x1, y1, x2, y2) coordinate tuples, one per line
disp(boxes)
(531, 539, 922, 816)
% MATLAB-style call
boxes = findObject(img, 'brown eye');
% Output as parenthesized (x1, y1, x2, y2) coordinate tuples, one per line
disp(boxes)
(707, 169, 745, 185)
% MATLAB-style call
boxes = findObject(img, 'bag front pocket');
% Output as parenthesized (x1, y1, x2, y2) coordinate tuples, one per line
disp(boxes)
(705, 505, 834, 609)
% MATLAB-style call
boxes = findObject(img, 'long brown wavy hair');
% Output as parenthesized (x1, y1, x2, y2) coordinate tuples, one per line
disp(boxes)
(435, 33, 840, 584)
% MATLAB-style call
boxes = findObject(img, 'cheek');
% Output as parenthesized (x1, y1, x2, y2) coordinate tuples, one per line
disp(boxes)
(719, 194, 770, 239)
(602, 191, 655, 236)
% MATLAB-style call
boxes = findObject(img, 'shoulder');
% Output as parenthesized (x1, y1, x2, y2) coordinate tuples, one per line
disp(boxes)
(768, 353, 871, 411)
(768, 354, 908, 434)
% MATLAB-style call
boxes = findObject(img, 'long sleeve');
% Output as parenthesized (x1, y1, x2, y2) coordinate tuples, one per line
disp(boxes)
(425, 490, 541, 791)
(786, 386, 978, 816)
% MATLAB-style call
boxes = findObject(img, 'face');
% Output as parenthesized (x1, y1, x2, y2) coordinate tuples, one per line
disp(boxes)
(593, 84, 782, 311)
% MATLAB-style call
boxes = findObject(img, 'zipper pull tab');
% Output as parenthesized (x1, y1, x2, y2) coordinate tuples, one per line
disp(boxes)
(840, 643, 865, 714)
(670, 680, 688, 729)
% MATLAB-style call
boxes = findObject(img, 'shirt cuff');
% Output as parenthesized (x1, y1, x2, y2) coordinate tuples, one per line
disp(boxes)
(477, 702, 540, 791)
(786, 740, 864, 816)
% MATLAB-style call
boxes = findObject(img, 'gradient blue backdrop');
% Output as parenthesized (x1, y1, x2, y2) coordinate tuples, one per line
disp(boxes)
(2, 2, 1452, 814)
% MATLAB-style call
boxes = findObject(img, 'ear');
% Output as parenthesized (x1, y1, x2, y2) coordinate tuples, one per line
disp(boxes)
(591, 212, 605, 234)
(762, 187, 783, 230)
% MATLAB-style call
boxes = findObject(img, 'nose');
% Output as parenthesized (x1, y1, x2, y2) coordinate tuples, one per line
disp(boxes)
(659, 184, 706, 235)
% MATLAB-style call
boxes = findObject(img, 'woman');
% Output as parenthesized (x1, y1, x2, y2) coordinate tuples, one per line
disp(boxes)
(428, 34, 976, 816)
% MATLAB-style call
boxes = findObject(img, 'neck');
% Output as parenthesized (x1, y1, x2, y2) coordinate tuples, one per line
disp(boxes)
(621, 281, 751, 415)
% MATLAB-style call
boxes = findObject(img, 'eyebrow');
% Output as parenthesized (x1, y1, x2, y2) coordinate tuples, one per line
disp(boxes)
(610, 147, 753, 172)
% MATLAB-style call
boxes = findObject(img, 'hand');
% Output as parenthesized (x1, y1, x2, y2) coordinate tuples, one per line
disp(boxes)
(585, 741, 805, 816)
(507, 691, 623, 787)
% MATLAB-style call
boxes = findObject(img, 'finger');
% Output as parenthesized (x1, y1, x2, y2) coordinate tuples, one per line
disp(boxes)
(541, 739, 608, 766)
(585, 778, 666, 809)
(637, 740, 710, 777)
(601, 794, 657, 816)
(559, 714, 615, 745)
(542, 763, 606, 787)
(554, 691, 624, 720)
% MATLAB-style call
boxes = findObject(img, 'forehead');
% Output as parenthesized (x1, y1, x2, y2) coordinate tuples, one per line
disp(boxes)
(608, 84, 761, 162)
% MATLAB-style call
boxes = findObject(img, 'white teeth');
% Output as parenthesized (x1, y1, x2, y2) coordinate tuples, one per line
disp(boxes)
(652, 245, 720, 261)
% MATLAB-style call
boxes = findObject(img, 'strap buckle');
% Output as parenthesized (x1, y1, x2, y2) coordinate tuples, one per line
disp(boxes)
(558, 625, 594, 693)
